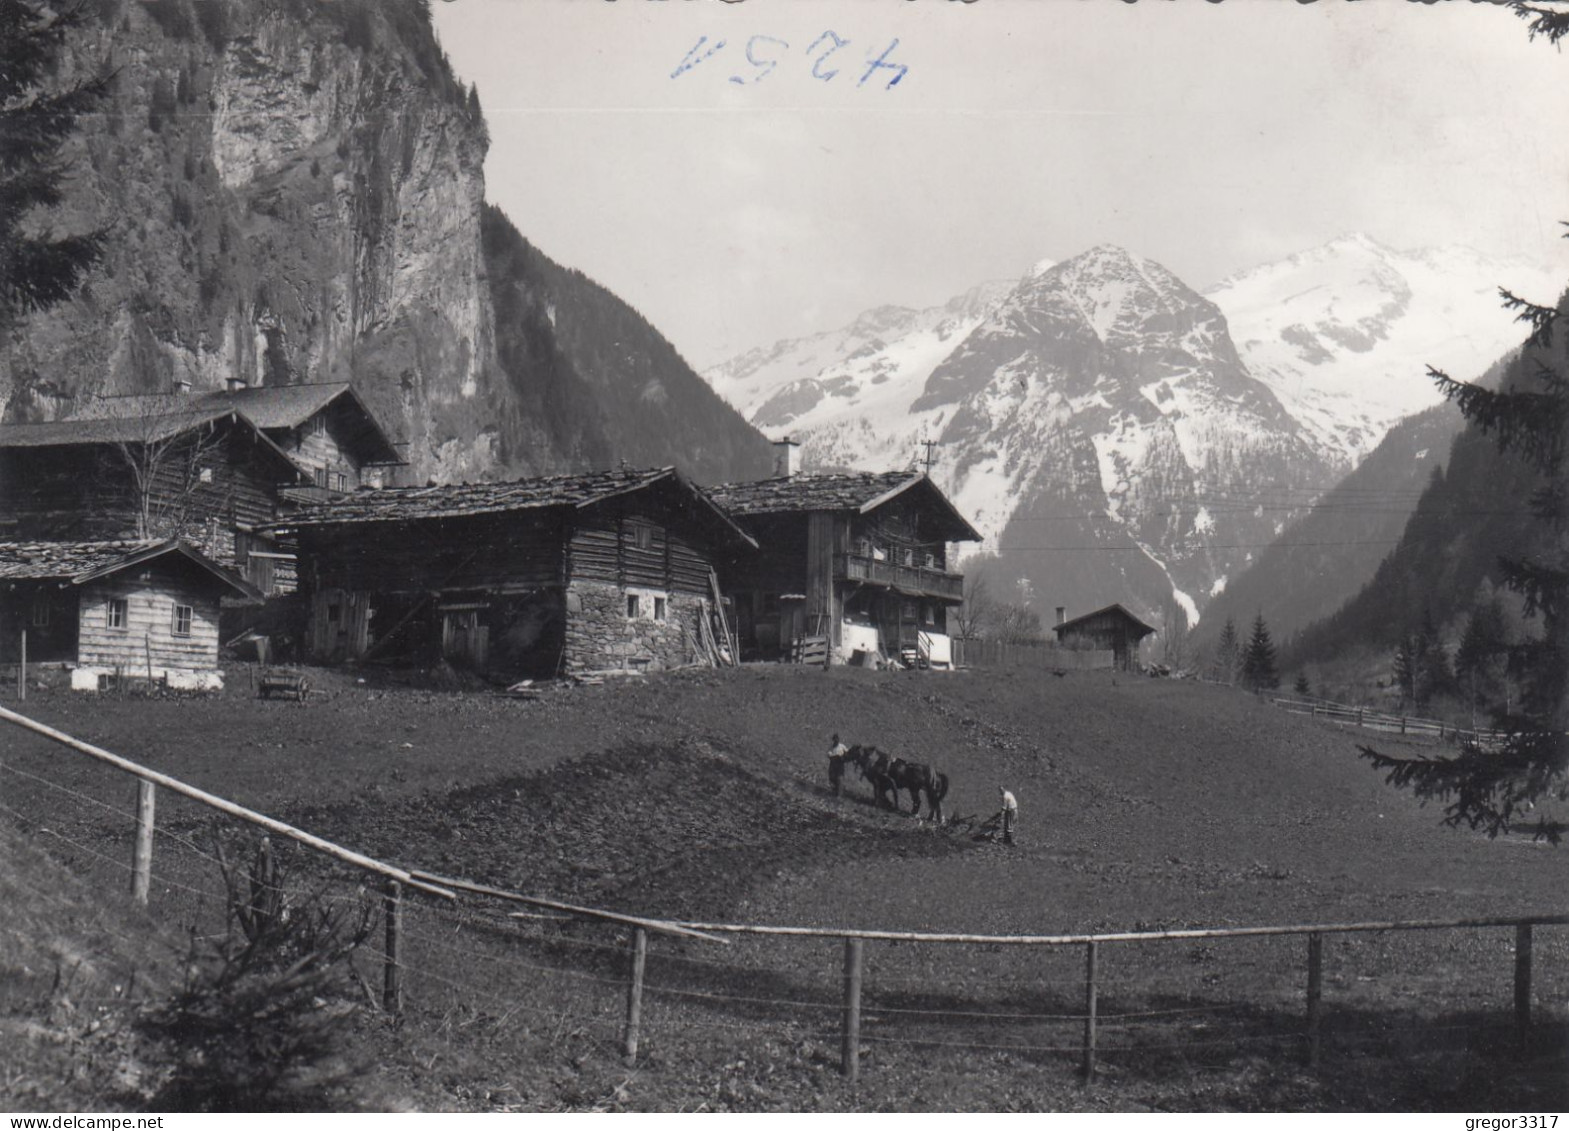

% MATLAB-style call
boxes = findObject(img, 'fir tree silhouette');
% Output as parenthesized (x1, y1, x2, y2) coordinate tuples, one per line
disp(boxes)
(0, 0, 107, 333)
(1241, 612, 1279, 692)
(1360, 1, 1569, 841)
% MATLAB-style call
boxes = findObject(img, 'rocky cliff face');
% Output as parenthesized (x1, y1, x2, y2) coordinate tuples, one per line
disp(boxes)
(4, 0, 774, 487)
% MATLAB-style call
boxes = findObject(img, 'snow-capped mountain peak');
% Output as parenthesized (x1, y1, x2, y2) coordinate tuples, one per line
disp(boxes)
(1208, 235, 1560, 463)
(702, 236, 1559, 632)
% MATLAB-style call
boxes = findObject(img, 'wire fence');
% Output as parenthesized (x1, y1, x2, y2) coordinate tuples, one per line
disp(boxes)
(1264, 692, 1504, 748)
(1, 701, 1564, 1097)
(951, 639, 1114, 672)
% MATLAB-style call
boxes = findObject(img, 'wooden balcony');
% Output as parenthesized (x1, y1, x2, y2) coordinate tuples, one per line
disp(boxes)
(836, 553, 964, 600)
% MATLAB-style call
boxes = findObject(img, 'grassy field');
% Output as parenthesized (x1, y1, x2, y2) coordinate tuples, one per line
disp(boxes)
(0, 663, 1564, 1111)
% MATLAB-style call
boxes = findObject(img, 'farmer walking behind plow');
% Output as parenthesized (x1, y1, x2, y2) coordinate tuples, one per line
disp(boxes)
(999, 786, 1017, 845)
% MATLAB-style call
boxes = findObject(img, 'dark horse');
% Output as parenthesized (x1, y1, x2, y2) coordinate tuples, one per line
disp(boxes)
(889, 758, 949, 823)
(847, 744, 899, 811)
(848, 745, 948, 822)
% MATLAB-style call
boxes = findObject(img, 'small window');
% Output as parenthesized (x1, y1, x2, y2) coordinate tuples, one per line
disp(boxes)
(107, 597, 128, 630)
(922, 605, 936, 626)
(172, 604, 193, 637)
(335, 472, 348, 493)
(854, 538, 871, 558)
(902, 548, 915, 567)
(198, 466, 214, 484)
(626, 593, 641, 618)
(30, 593, 49, 627)
(653, 596, 667, 622)
(327, 601, 341, 624)
(924, 552, 937, 569)
(314, 466, 328, 489)
(309, 415, 328, 436)
(628, 521, 654, 551)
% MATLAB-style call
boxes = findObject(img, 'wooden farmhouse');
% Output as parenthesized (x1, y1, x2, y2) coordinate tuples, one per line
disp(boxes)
(66, 381, 407, 496)
(707, 463, 981, 666)
(1051, 604, 1157, 671)
(0, 539, 262, 691)
(0, 381, 403, 595)
(274, 467, 758, 679)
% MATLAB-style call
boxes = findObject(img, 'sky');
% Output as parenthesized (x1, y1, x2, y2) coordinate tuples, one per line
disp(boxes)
(431, 0, 1569, 372)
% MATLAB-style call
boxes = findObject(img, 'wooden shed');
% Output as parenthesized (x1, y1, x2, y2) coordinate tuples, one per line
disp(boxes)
(708, 468, 981, 665)
(0, 539, 263, 691)
(1051, 604, 1157, 672)
(274, 467, 757, 679)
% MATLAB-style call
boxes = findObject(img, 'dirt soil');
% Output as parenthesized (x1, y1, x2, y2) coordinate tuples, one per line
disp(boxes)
(2, 663, 1564, 1111)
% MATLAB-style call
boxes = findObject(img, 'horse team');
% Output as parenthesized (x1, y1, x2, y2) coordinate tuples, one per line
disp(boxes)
(838, 743, 949, 823)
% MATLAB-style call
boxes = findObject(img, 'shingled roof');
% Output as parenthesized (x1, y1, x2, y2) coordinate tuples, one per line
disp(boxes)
(275, 467, 758, 548)
(1052, 604, 1158, 639)
(0, 409, 312, 484)
(0, 405, 232, 447)
(0, 539, 263, 600)
(708, 471, 981, 542)
(64, 382, 403, 465)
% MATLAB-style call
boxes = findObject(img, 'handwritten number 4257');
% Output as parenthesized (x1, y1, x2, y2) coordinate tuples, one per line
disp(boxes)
(671, 33, 908, 89)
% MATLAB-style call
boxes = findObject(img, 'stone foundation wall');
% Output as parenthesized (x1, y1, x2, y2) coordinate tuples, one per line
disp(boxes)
(562, 579, 706, 673)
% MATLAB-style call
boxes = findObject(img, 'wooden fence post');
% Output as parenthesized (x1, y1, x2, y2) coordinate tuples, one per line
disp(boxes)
(841, 937, 863, 1082)
(18, 627, 25, 701)
(131, 778, 155, 905)
(1514, 922, 1533, 1045)
(1082, 940, 1099, 1081)
(383, 878, 403, 1014)
(623, 927, 648, 1066)
(1306, 932, 1324, 1067)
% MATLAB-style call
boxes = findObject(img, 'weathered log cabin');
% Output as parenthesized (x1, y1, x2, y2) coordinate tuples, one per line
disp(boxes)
(0, 539, 262, 691)
(68, 381, 405, 496)
(275, 467, 758, 678)
(1050, 604, 1157, 671)
(708, 460, 981, 665)
(0, 381, 404, 595)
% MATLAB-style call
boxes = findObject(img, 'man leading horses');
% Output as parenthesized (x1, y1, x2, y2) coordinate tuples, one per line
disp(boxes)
(828, 733, 849, 797)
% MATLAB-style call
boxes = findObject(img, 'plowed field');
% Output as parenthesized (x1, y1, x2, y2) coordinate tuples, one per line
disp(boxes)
(3, 664, 1564, 1111)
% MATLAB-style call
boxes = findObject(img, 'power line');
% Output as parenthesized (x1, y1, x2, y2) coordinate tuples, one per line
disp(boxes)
(991, 538, 1405, 553)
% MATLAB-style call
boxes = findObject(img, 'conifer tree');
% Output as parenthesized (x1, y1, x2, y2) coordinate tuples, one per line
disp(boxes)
(1362, 5, 1568, 837)
(1363, 274, 1568, 837)
(1293, 672, 1312, 697)
(0, 0, 107, 334)
(1393, 635, 1416, 708)
(1241, 612, 1279, 691)
(1211, 616, 1241, 685)
(1455, 595, 1511, 726)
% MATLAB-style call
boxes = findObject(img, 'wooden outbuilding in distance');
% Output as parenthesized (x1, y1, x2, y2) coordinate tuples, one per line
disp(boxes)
(1051, 603, 1157, 672)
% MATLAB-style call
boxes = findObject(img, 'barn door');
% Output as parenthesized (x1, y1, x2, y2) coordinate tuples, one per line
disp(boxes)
(345, 592, 371, 658)
(441, 607, 488, 671)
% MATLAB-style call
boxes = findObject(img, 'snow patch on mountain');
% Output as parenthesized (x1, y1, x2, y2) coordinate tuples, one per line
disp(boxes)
(702, 235, 1557, 630)
(1207, 233, 1559, 463)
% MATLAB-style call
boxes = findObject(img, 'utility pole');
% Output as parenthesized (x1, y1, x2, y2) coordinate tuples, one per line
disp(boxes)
(919, 439, 938, 475)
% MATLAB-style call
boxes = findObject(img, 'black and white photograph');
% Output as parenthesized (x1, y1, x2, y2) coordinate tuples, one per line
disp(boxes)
(1, 0, 1566, 1115)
